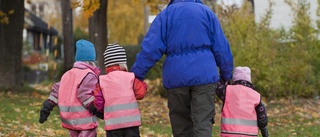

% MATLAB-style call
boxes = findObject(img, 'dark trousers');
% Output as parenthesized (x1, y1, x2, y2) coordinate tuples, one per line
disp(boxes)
(106, 126, 140, 137)
(167, 84, 216, 137)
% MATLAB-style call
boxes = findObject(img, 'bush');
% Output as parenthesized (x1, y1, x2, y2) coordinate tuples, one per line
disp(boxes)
(216, 0, 320, 98)
(123, 45, 163, 80)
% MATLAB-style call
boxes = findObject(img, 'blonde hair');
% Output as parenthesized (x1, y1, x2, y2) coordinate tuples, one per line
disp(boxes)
(119, 63, 128, 71)
(106, 63, 128, 71)
(84, 61, 99, 67)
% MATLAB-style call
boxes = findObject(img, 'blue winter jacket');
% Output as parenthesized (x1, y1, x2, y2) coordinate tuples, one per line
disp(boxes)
(130, 0, 234, 89)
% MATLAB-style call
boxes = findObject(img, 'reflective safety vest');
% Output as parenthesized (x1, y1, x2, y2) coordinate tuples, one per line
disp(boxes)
(58, 68, 98, 130)
(99, 71, 141, 130)
(221, 85, 260, 137)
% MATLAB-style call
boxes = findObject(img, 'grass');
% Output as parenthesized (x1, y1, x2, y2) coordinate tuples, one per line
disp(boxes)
(0, 91, 67, 136)
(1, 87, 320, 137)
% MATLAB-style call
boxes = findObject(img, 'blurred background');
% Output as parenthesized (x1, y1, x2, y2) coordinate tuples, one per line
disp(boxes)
(1, 0, 320, 98)
(1, 0, 320, 136)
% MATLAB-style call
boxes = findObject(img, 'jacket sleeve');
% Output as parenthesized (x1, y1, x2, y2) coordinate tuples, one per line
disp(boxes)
(215, 81, 226, 103)
(93, 83, 104, 113)
(130, 13, 167, 81)
(133, 78, 147, 100)
(77, 73, 98, 109)
(255, 100, 268, 129)
(48, 82, 60, 105)
(210, 13, 234, 81)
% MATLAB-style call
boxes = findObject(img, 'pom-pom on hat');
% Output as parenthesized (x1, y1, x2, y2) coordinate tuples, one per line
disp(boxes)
(232, 66, 252, 83)
(75, 39, 96, 61)
(104, 43, 127, 67)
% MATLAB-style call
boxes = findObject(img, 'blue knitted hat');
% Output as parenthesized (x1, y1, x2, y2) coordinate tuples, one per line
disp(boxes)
(75, 39, 96, 61)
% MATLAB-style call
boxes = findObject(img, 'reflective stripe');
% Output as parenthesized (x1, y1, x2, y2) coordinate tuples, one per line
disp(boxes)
(221, 130, 258, 136)
(83, 96, 94, 106)
(222, 118, 257, 126)
(61, 116, 97, 125)
(59, 106, 87, 112)
(104, 102, 138, 112)
(48, 95, 58, 104)
(105, 115, 140, 125)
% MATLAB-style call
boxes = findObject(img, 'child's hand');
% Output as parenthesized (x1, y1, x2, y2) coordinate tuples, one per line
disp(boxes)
(219, 78, 229, 86)
(39, 100, 54, 124)
(142, 81, 147, 91)
(95, 111, 104, 119)
(89, 104, 104, 119)
(134, 79, 147, 100)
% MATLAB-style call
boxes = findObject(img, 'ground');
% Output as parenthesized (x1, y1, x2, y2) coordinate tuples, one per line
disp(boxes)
(0, 79, 320, 136)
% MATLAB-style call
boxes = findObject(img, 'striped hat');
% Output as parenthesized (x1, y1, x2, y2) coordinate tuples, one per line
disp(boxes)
(103, 43, 127, 67)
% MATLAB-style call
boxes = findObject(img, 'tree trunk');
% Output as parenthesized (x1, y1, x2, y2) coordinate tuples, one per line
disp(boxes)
(0, 0, 24, 88)
(61, 0, 74, 72)
(249, 0, 254, 13)
(89, 0, 108, 72)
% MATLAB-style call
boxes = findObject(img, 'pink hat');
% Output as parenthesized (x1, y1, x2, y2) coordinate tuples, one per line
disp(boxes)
(232, 66, 251, 83)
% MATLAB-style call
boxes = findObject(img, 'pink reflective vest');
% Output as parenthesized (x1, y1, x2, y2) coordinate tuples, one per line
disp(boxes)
(99, 71, 141, 130)
(58, 68, 98, 130)
(221, 85, 260, 137)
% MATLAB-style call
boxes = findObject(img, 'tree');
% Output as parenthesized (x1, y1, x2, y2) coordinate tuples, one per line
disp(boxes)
(89, 0, 107, 71)
(0, 0, 24, 88)
(73, 11, 88, 33)
(108, 0, 144, 45)
(61, 0, 74, 72)
(45, 0, 63, 35)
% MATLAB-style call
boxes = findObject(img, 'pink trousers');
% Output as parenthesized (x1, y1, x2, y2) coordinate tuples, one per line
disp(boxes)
(69, 128, 96, 137)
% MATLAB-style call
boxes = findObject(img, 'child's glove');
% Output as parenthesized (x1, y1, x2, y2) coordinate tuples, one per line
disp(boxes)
(89, 104, 104, 119)
(95, 111, 104, 119)
(260, 127, 268, 137)
(141, 81, 147, 91)
(39, 100, 54, 123)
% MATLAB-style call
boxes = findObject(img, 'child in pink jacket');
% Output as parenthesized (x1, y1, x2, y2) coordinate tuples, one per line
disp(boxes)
(39, 39, 103, 137)
(216, 66, 268, 137)
(94, 43, 147, 137)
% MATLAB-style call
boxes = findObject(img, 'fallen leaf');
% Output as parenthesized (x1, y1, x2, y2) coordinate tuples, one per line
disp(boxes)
(46, 128, 55, 134)
(312, 112, 319, 118)
(14, 108, 21, 113)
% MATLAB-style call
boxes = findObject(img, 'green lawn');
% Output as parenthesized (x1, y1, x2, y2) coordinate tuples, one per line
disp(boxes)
(0, 87, 319, 137)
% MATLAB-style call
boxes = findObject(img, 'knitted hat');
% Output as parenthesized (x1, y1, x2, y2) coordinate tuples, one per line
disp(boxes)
(232, 66, 252, 83)
(75, 39, 96, 61)
(104, 43, 127, 67)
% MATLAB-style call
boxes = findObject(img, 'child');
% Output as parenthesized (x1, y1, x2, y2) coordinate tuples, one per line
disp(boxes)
(216, 66, 269, 137)
(39, 39, 103, 137)
(94, 43, 147, 137)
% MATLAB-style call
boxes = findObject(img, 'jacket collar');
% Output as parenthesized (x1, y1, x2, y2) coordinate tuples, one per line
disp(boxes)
(232, 80, 255, 90)
(168, 0, 203, 5)
(105, 66, 122, 74)
(73, 61, 101, 75)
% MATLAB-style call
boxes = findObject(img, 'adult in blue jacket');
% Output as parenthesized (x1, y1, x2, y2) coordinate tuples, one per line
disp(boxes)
(131, 0, 234, 136)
